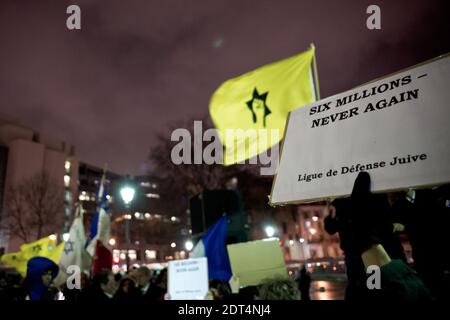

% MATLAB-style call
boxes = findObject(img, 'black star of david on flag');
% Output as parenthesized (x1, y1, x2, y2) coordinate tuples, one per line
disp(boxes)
(246, 88, 271, 127)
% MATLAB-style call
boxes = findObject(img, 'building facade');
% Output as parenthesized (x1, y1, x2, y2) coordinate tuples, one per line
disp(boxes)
(0, 115, 78, 253)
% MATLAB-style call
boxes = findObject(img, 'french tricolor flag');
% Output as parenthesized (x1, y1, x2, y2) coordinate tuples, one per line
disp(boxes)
(190, 215, 232, 282)
(86, 174, 112, 275)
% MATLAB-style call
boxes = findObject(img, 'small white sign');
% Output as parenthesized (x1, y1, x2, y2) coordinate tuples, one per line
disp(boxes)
(168, 257, 208, 300)
(271, 55, 450, 204)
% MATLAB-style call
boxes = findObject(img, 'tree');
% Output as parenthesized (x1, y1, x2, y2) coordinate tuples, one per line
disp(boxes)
(4, 173, 64, 242)
(149, 116, 253, 217)
(148, 115, 278, 239)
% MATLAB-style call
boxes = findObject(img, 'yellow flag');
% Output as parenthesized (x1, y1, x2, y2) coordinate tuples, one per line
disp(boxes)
(46, 242, 64, 264)
(209, 47, 317, 165)
(1, 235, 64, 276)
(20, 236, 53, 260)
(0, 251, 27, 276)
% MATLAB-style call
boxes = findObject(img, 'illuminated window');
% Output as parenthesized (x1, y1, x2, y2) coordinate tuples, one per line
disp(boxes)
(145, 193, 160, 199)
(64, 175, 71, 187)
(145, 250, 157, 259)
(128, 250, 137, 260)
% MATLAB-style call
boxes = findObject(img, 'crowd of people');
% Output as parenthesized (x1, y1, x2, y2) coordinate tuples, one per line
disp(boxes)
(1, 172, 448, 302)
(0, 260, 308, 301)
(0, 263, 170, 301)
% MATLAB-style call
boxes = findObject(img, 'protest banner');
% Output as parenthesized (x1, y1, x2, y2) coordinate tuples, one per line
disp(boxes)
(270, 54, 450, 204)
(168, 257, 209, 300)
(227, 239, 288, 287)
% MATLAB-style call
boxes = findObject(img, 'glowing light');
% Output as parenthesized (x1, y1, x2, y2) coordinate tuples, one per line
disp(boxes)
(128, 250, 137, 260)
(62, 233, 70, 242)
(185, 241, 194, 251)
(312, 216, 319, 222)
(265, 226, 276, 238)
(170, 242, 176, 248)
(120, 186, 135, 205)
(108, 238, 116, 246)
(309, 228, 317, 235)
(64, 175, 71, 187)
(299, 238, 305, 243)
(145, 250, 156, 259)
(49, 234, 57, 241)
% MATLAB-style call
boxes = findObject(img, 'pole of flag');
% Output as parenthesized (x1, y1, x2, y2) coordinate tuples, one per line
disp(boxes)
(97, 163, 108, 201)
(310, 43, 321, 101)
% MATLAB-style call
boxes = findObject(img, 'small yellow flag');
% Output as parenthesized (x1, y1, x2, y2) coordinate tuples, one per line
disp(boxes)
(0, 235, 64, 276)
(20, 237, 53, 260)
(0, 251, 27, 276)
(209, 47, 317, 165)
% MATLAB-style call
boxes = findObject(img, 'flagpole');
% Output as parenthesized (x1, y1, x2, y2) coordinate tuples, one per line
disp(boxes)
(310, 43, 321, 101)
(90, 163, 109, 276)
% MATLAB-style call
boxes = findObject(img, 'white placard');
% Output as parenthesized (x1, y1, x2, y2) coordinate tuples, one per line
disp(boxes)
(168, 257, 208, 300)
(271, 55, 450, 204)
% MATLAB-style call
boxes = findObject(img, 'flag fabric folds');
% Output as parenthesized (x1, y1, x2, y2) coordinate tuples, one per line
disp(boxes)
(0, 236, 64, 277)
(92, 239, 113, 275)
(86, 173, 112, 275)
(0, 251, 28, 276)
(190, 216, 232, 282)
(209, 46, 317, 165)
(59, 205, 91, 275)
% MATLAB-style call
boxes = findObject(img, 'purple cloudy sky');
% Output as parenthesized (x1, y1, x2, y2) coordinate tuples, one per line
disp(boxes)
(0, 0, 448, 174)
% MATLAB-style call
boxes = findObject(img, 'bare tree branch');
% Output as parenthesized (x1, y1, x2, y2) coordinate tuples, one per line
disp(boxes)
(4, 172, 64, 242)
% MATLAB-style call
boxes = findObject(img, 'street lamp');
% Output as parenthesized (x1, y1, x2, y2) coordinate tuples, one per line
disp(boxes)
(62, 233, 70, 242)
(264, 225, 276, 238)
(185, 240, 194, 251)
(120, 183, 136, 273)
(120, 186, 135, 206)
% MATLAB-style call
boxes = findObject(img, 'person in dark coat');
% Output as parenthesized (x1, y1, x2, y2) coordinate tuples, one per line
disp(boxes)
(324, 172, 406, 300)
(339, 172, 431, 301)
(62, 271, 89, 302)
(389, 184, 450, 300)
(84, 270, 117, 301)
(23, 256, 59, 300)
(113, 277, 140, 302)
(297, 266, 311, 300)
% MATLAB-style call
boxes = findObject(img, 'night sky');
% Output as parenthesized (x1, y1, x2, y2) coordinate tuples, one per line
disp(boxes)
(0, 0, 448, 175)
